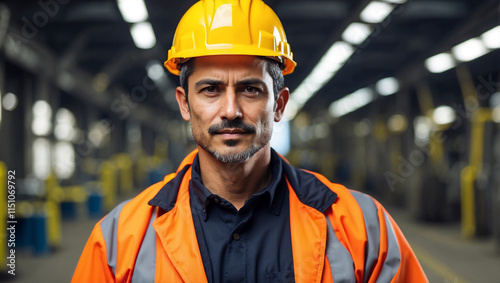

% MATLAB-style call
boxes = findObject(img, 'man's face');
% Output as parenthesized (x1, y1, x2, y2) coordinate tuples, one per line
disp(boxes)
(176, 55, 289, 163)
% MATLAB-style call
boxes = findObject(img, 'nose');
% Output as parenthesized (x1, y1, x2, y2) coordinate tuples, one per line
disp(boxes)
(220, 89, 242, 120)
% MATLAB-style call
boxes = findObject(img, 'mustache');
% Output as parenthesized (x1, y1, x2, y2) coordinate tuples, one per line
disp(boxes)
(208, 119, 256, 135)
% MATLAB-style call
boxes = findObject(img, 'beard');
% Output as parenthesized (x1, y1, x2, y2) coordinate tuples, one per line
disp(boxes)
(191, 119, 272, 163)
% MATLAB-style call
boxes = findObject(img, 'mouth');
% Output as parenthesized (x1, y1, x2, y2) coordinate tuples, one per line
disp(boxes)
(217, 128, 247, 134)
(216, 128, 249, 138)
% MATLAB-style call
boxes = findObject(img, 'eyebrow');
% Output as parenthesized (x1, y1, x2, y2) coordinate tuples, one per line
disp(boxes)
(194, 78, 267, 89)
(194, 79, 224, 89)
(237, 78, 266, 86)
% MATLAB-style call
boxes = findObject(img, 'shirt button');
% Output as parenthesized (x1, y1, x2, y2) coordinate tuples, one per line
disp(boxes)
(214, 198, 220, 204)
(233, 233, 240, 240)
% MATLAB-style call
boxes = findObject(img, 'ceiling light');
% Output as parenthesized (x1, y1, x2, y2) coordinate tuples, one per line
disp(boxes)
(285, 41, 354, 120)
(481, 26, 500, 49)
(33, 100, 52, 118)
(452, 38, 488, 62)
(147, 61, 166, 81)
(342, 22, 373, 45)
(493, 107, 500, 124)
(425, 53, 455, 73)
(388, 114, 408, 133)
(490, 92, 500, 108)
(414, 116, 431, 145)
(360, 1, 394, 24)
(2, 92, 18, 111)
(383, 0, 407, 3)
(376, 77, 399, 96)
(130, 22, 156, 49)
(33, 138, 51, 180)
(117, 0, 149, 23)
(433, 105, 456, 125)
(329, 88, 374, 117)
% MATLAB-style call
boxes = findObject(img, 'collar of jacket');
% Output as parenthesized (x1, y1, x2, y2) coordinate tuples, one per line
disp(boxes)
(147, 149, 338, 283)
(148, 149, 337, 213)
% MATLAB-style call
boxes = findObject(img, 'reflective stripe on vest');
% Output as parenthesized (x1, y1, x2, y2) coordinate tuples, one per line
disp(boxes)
(131, 207, 157, 282)
(325, 215, 356, 282)
(377, 212, 401, 283)
(100, 200, 130, 277)
(100, 200, 157, 282)
(350, 190, 380, 283)
(99, 189, 401, 283)
(349, 190, 401, 282)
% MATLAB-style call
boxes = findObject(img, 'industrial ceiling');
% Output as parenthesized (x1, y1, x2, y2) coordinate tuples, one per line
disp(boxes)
(1, 0, 499, 125)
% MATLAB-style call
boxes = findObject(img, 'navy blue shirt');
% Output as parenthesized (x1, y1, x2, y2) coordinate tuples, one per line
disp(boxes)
(189, 150, 294, 283)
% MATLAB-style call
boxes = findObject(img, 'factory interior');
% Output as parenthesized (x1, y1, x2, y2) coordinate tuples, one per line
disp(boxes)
(0, 0, 499, 282)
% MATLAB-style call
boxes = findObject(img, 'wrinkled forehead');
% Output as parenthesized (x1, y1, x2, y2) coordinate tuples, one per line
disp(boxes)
(192, 55, 267, 72)
(189, 55, 272, 82)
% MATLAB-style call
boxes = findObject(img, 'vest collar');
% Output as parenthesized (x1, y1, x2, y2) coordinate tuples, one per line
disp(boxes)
(148, 149, 337, 213)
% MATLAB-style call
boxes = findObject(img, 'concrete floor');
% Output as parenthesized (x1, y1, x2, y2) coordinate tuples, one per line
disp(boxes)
(2, 204, 499, 283)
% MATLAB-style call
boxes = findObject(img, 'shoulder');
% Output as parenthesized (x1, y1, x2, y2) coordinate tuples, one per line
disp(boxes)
(99, 172, 178, 233)
(286, 163, 381, 217)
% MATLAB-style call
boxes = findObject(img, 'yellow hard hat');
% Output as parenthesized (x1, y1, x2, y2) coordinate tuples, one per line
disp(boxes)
(164, 0, 296, 76)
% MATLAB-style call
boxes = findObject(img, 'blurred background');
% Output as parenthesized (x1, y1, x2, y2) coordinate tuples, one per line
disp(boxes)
(0, 0, 499, 282)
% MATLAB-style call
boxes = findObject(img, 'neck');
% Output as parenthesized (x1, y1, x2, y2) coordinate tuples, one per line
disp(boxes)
(197, 146, 272, 210)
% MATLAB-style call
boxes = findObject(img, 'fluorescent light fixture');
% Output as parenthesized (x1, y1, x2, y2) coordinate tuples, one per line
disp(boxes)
(2, 92, 18, 111)
(284, 41, 354, 120)
(388, 114, 408, 133)
(414, 115, 431, 145)
(490, 92, 500, 108)
(147, 61, 166, 81)
(383, 0, 407, 3)
(425, 53, 455, 73)
(329, 88, 374, 117)
(33, 138, 51, 180)
(33, 100, 52, 118)
(342, 22, 373, 45)
(32, 100, 53, 136)
(360, 1, 394, 24)
(130, 22, 156, 49)
(452, 38, 488, 62)
(433, 105, 456, 125)
(54, 141, 75, 179)
(55, 108, 76, 141)
(481, 26, 500, 49)
(376, 77, 399, 96)
(118, 0, 149, 23)
(493, 107, 500, 124)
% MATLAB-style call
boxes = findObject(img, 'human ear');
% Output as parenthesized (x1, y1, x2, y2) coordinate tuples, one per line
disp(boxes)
(176, 86, 191, 122)
(274, 87, 289, 122)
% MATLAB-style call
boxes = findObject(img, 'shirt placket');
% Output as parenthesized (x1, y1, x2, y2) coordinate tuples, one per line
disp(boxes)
(223, 206, 255, 283)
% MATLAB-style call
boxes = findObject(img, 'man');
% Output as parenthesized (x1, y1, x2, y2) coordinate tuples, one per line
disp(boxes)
(72, 0, 428, 282)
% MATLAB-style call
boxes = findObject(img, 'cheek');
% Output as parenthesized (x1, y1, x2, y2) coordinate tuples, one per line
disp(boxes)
(254, 107, 275, 132)
(189, 103, 218, 131)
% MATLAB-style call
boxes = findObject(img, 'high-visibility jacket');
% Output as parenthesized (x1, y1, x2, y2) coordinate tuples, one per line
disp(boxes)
(72, 150, 428, 283)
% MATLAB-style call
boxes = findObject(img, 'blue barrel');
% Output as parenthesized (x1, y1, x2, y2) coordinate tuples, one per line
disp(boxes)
(87, 192, 104, 218)
(61, 201, 78, 219)
(32, 214, 49, 255)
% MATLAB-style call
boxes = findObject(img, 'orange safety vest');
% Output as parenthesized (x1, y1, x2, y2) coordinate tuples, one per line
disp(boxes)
(72, 150, 428, 283)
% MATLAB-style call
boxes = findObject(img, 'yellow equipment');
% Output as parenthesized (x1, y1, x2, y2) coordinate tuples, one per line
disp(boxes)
(165, 0, 296, 75)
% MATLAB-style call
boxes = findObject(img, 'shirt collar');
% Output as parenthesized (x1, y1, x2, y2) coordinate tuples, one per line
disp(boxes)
(190, 149, 284, 217)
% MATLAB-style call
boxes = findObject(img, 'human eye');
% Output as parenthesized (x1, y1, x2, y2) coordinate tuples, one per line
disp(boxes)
(201, 85, 219, 95)
(241, 86, 261, 96)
